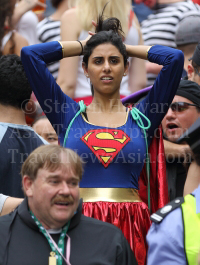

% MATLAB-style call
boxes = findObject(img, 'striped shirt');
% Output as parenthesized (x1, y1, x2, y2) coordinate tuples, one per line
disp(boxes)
(142, 0, 200, 85)
(37, 17, 61, 80)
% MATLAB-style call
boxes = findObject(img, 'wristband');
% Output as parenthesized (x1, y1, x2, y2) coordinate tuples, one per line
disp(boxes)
(58, 41, 64, 58)
(146, 46, 152, 60)
(77, 40, 83, 56)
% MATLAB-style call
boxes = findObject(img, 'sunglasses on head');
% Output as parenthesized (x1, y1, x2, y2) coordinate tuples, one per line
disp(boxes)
(169, 102, 200, 112)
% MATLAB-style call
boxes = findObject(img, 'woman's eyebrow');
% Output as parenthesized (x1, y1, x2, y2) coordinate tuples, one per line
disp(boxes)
(110, 56, 120, 58)
(92, 56, 103, 59)
(92, 56, 120, 59)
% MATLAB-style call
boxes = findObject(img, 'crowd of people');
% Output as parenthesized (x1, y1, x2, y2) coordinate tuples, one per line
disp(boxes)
(0, 0, 200, 264)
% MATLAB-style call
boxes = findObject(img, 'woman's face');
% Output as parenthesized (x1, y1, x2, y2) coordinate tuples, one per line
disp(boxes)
(82, 43, 128, 96)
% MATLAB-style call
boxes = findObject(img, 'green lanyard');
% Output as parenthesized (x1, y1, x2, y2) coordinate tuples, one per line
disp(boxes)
(63, 101, 152, 212)
(30, 211, 70, 265)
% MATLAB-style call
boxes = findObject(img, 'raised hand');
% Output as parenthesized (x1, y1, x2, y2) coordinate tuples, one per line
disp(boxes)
(23, 0, 46, 11)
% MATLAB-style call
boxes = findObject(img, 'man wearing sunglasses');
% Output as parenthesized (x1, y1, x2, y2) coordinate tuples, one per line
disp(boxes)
(162, 79, 200, 201)
(147, 118, 200, 265)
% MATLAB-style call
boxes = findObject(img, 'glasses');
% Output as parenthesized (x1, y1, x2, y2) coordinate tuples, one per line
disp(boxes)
(169, 102, 200, 112)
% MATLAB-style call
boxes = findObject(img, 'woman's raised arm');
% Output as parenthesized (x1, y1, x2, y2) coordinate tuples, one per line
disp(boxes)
(21, 41, 81, 135)
(129, 45, 184, 143)
(57, 9, 81, 98)
(126, 44, 151, 60)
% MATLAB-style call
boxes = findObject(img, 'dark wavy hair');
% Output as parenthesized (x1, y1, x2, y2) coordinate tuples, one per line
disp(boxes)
(50, 0, 64, 8)
(83, 16, 128, 67)
(0, 0, 15, 55)
(0, 54, 32, 110)
(82, 7, 128, 95)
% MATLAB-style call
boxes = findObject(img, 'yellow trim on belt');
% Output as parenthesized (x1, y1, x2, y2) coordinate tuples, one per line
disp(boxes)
(79, 188, 142, 202)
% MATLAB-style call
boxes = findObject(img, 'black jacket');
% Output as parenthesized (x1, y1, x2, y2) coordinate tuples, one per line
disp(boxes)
(0, 198, 137, 265)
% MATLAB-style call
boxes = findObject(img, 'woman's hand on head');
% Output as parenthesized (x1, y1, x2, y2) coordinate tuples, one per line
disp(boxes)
(82, 20, 97, 47)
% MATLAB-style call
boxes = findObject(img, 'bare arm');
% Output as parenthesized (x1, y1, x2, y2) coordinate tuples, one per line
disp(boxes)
(3, 31, 28, 56)
(146, 62, 163, 74)
(0, 196, 23, 216)
(163, 139, 193, 160)
(184, 161, 200, 196)
(128, 15, 147, 92)
(12, 0, 45, 25)
(57, 9, 81, 98)
(126, 44, 151, 60)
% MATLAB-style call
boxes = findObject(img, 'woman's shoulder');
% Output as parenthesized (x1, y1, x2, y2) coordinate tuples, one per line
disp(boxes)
(61, 8, 82, 37)
(62, 8, 78, 22)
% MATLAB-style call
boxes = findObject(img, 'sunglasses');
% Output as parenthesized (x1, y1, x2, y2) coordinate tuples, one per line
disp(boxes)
(169, 102, 200, 112)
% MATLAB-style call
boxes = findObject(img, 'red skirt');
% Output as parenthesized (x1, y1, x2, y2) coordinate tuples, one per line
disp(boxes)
(80, 189, 151, 265)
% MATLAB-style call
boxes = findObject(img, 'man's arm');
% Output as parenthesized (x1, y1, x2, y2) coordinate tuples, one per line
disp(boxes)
(0, 195, 23, 216)
(184, 161, 200, 196)
(147, 208, 186, 265)
(164, 139, 193, 160)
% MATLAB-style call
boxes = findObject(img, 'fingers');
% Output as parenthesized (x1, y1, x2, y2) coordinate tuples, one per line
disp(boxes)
(88, 31, 95, 36)
(85, 20, 96, 41)
(92, 20, 97, 27)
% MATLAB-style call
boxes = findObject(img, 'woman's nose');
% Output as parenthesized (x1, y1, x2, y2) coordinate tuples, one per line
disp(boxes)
(103, 60, 111, 72)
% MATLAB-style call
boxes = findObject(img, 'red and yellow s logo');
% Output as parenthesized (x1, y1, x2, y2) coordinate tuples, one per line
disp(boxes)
(81, 129, 130, 168)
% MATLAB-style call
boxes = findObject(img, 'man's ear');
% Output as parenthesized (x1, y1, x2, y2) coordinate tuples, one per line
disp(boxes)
(82, 62, 89, 77)
(188, 64, 195, 80)
(23, 175, 34, 197)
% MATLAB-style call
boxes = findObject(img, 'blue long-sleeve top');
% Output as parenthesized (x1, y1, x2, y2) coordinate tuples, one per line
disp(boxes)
(21, 42, 183, 189)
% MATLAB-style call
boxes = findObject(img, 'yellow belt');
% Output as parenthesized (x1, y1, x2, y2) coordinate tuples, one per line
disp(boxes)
(79, 188, 142, 202)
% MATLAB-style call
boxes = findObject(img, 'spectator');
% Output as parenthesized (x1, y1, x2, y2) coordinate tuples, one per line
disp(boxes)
(178, 117, 200, 196)
(12, 0, 45, 45)
(187, 42, 200, 85)
(32, 115, 58, 144)
(37, 0, 72, 80)
(147, 118, 200, 265)
(141, 0, 200, 86)
(162, 79, 200, 200)
(0, 0, 28, 56)
(0, 145, 137, 265)
(132, 0, 153, 23)
(175, 12, 200, 77)
(57, 0, 146, 104)
(21, 8, 184, 263)
(0, 54, 48, 200)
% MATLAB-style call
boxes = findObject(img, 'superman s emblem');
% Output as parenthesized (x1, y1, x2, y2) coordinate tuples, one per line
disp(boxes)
(81, 129, 130, 168)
